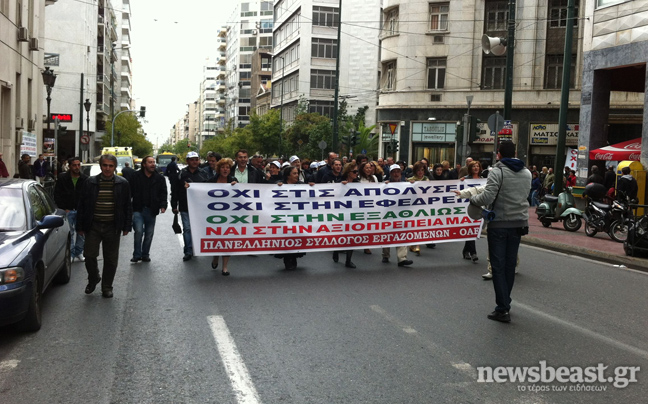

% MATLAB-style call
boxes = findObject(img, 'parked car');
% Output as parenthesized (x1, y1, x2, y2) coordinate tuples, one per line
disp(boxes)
(80, 163, 101, 177)
(0, 179, 71, 331)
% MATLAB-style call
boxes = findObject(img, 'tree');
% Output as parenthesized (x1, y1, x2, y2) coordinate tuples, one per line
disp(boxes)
(158, 141, 174, 153)
(103, 113, 152, 157)
(355, 124, 378, 159)
(285, 112, 332, 160)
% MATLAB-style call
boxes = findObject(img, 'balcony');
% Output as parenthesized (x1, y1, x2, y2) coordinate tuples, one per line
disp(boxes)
(96, 73, 109, 83)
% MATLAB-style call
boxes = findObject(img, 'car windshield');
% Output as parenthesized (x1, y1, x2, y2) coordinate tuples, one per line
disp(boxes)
(116, 156, 131, 168)
(0, 188, 27, 231)
(157, 156, 173, 166)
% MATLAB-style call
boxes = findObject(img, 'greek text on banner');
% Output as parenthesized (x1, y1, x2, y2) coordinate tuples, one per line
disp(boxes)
(186, 180, 486, 256)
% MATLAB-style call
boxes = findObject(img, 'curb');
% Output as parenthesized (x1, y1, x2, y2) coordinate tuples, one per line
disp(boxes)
(521, 236, 648, 272)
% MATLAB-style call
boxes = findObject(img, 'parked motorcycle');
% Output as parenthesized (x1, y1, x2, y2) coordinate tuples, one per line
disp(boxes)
(536, 187, 582, 231)
(583, 185, 631, 243)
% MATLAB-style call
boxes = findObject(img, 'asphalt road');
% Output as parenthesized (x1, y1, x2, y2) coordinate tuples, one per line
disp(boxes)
(1, 210, 647, 404)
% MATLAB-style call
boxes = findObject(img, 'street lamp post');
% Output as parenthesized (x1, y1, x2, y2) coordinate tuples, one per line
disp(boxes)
(84, 98, 92, 149)
(278, 56, 285, 160)
(42, 67, 57, 136)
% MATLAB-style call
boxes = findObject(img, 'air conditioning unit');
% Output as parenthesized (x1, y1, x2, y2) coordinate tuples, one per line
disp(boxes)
(18, 27, 29, 42)
(15, 117, 24, 129)
(28, 119, 36, 131)
(29, 38, 39, 51)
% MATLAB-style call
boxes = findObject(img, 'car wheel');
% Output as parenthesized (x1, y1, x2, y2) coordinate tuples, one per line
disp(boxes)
(17, 271, 42, 332)
(54, 238, 72, 284)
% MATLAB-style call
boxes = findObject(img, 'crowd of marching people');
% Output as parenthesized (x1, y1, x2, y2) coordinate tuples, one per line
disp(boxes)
(167, 149, 502, 275)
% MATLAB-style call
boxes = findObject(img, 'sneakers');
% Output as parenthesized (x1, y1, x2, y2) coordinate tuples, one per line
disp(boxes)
(471, 253, 478, 263)
(73, 255, 85, 263)
(487, 311, 511, 323)
(482, 271, 493, 280)
(463, 252, 472, 260)
(398, 260, 413, 267)
(130, 257, 142, 263)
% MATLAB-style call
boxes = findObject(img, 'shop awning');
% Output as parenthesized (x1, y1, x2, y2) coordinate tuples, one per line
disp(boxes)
(589, 138, 642, 161)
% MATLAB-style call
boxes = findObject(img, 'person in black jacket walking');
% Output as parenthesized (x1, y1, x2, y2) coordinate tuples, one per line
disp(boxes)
(76, 154, 133, 298)
(54, 157, 88, 261)
(171, 151, 209, 261)
(129, 156, 168, 263)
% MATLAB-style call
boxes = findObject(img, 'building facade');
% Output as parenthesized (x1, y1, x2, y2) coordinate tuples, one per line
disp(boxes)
(226, 1, 274, 128)
(376, 0, 644, 170)
(270, 0, 380, 127)
(0, 0, 51, 176)
(577, 0, 647, 183)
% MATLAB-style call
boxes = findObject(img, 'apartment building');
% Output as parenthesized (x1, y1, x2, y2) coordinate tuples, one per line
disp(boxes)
(226, 1, 274, 128)
(578, 0, 648, 179)
(270, 0, 380, 126)
(197, 28, 228, 149)
(0, 0, 51, 176)
(377, 0, 642, 169)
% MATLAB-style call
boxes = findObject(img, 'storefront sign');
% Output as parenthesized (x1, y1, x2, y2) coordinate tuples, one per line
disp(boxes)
(187, 181, 485, 256)
(20, 131, 37, 157)
(51, 113, 73, 122)
(411, 122, 456, 142)
(474, 121, 518, 144)
(530, 123, 579, 146)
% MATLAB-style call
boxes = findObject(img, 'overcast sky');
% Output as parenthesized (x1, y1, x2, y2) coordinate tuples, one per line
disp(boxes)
(129, 0, 235, 147)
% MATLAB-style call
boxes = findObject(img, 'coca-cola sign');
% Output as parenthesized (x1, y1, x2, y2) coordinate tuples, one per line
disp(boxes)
(594, 153, 614, 160)
(623, 142, 641, 150)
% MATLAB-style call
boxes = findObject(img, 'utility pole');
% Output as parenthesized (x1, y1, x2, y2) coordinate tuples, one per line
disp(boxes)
(78, 73, 84, 157)
(504, 0, 516, 120)
(331, 0, 342, 152)
(552, 0, 576, 195)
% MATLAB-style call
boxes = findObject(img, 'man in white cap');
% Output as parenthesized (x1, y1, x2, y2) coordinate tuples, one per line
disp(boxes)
(381, 164, 413, 267)
(171, 151, 209, 261)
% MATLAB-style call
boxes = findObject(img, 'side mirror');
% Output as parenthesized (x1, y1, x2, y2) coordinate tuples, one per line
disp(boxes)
(37, 215, 64, 230)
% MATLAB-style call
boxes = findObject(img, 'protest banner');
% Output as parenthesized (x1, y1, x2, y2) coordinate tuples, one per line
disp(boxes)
(187, 180, 486, 256)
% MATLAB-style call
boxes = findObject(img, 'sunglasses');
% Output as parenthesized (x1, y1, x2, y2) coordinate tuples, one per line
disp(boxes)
(351, 170, 359, 173)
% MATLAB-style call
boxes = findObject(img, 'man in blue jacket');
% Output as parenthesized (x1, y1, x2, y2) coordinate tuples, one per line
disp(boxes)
(470, 142, 531, 323)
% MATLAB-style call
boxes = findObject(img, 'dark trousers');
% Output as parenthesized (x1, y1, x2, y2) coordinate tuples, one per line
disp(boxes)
(487, 227, 522, 313)
(462, 240, 476, 255)
(84, 221, 121, 292)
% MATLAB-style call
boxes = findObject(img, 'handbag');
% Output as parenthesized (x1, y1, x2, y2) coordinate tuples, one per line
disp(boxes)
(172, 213, 182, 234)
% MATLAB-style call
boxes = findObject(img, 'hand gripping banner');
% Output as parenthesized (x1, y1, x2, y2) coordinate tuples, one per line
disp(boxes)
(187, 180, 486, 256)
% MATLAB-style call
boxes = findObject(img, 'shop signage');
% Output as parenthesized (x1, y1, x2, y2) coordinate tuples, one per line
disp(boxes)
(529, 123, 579, 146)
(411, 122, 457, 142)
(51, 113, 73, 122)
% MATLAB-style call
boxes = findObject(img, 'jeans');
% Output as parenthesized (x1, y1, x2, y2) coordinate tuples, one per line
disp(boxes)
(133, 207, 157, 259)
(84, 221, 121, 292)
(180, 211, 193, 255)
(487, 227, 522, 313)
(66, 210, 85, 258)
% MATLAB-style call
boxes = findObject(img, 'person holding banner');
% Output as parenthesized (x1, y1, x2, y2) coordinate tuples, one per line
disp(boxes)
(382, 164, 413, 267)
(320, 159, 344, 183)
(407, 161, 430, 256)
(206, 158, 237, 276)
(274, 166, 311, 270)
(171, 151, 209, 262)
(459, 161, 483, 263)
(331, 163, 360, 268)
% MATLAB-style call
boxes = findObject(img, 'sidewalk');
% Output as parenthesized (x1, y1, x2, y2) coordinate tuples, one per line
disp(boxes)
(521, 207, 648, 271)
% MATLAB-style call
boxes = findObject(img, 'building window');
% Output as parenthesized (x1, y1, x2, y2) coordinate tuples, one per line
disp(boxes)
(429, 3, 449, 31)
(596, 0, 627, 8)
(382, 7, 399, 36)
(544, 54, 576, 89)
(482, 57, 506, 89)
(382, 61, 397, 90)
(259, 36, 272, 47)
(549, 0, 579, 28)
(311, 38, 338, 59)
(427, 58, 446, 89)
(239, 71, 251, 82)
(486, 1, 508, 31)
(309, 101, 335, 118)
(313, 6, 339, 27)
(310, 69, 336, 89)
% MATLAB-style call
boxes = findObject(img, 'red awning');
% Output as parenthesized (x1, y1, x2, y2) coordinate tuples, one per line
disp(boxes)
(589, 138, 642, 161)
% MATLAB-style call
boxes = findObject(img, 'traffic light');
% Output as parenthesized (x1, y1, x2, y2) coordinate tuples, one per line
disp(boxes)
(392, 139, 399, 153)
(456, 122, 464, 143)
(351, 131, 359, 147)
(469, 116, 482, 142)
(140, 106, 146, 118)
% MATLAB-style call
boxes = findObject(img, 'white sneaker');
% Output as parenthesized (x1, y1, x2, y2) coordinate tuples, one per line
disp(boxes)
(73, 256, 85, 262)
(482, 272, 492, 280)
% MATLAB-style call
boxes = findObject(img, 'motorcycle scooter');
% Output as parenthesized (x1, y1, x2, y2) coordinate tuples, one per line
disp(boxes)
(536, 186, 582, 231)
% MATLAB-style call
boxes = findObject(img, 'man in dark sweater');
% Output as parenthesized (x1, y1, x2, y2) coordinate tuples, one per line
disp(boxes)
(129, 156, 168, 263)
(76, 154, 132, 298)
(54, 157, 88, 261)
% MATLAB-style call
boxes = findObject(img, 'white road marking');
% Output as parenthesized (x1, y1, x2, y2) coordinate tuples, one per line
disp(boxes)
(207, 315, 262, 404)
(370, 305, 476, 378)
(516, 302, 648, 360)
(0, 360, 20, 370)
